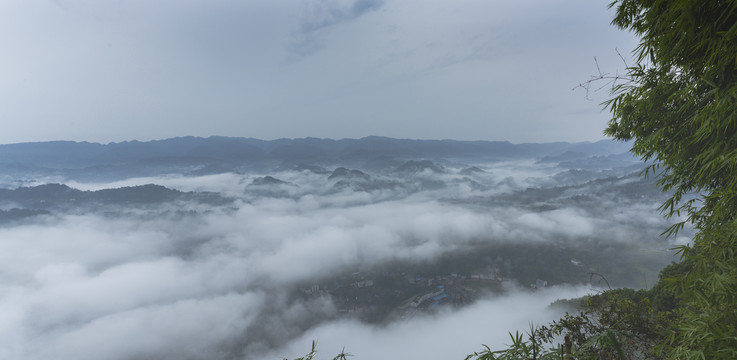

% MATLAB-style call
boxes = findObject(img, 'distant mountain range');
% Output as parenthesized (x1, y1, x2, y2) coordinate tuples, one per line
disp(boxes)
(0, 136, 633, 181)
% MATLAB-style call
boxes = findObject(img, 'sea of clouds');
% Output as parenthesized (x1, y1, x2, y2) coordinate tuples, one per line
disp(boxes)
(0, 161, 686, 359)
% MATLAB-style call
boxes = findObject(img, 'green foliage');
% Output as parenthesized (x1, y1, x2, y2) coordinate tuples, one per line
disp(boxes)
(603, 0, 737, 358)
(604, 0, 737, 234)
(464, 328, 564, 360)
(647, 261, 689, 312)
(285, 341, 351, 360)
(466, 287, 673, 360)
(666, 221, 737, 359)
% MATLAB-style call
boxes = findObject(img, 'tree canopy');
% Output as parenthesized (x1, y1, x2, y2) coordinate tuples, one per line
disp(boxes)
(604, 1, 737, 357)
(605, 0, 737, 234)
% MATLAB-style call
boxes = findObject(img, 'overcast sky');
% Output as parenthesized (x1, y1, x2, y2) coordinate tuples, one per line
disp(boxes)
(0, 0, 638, 145)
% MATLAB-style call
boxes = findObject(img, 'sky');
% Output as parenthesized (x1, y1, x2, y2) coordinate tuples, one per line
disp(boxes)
(0, 0, 639, 145)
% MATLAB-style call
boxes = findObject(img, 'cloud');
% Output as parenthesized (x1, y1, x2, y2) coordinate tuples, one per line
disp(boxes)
(298, 0, 385, 34)
(264, 284, 593, 360)
(513, 208, 596, 239)
(34, 293, 263, 360)
(0, 160, 682, 359)
(289, 0, 385, 58)
(1, 0, 639, 145)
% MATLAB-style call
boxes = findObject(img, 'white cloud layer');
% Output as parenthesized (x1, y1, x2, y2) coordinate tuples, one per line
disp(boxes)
(266, 285, 593, 360)
(0, 161, 681, 359)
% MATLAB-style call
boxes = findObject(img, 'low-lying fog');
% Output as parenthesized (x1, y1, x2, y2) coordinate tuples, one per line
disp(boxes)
(0, 158, 687, 360)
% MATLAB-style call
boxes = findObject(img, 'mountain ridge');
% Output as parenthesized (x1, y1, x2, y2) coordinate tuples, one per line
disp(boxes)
(0, 136, 633, 182)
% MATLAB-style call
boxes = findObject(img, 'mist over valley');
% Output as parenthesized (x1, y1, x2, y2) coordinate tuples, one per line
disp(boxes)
(0, 137, 686, 359)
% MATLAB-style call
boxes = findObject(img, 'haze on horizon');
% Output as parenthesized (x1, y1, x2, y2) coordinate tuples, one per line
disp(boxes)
(1, 0, 637, 145)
